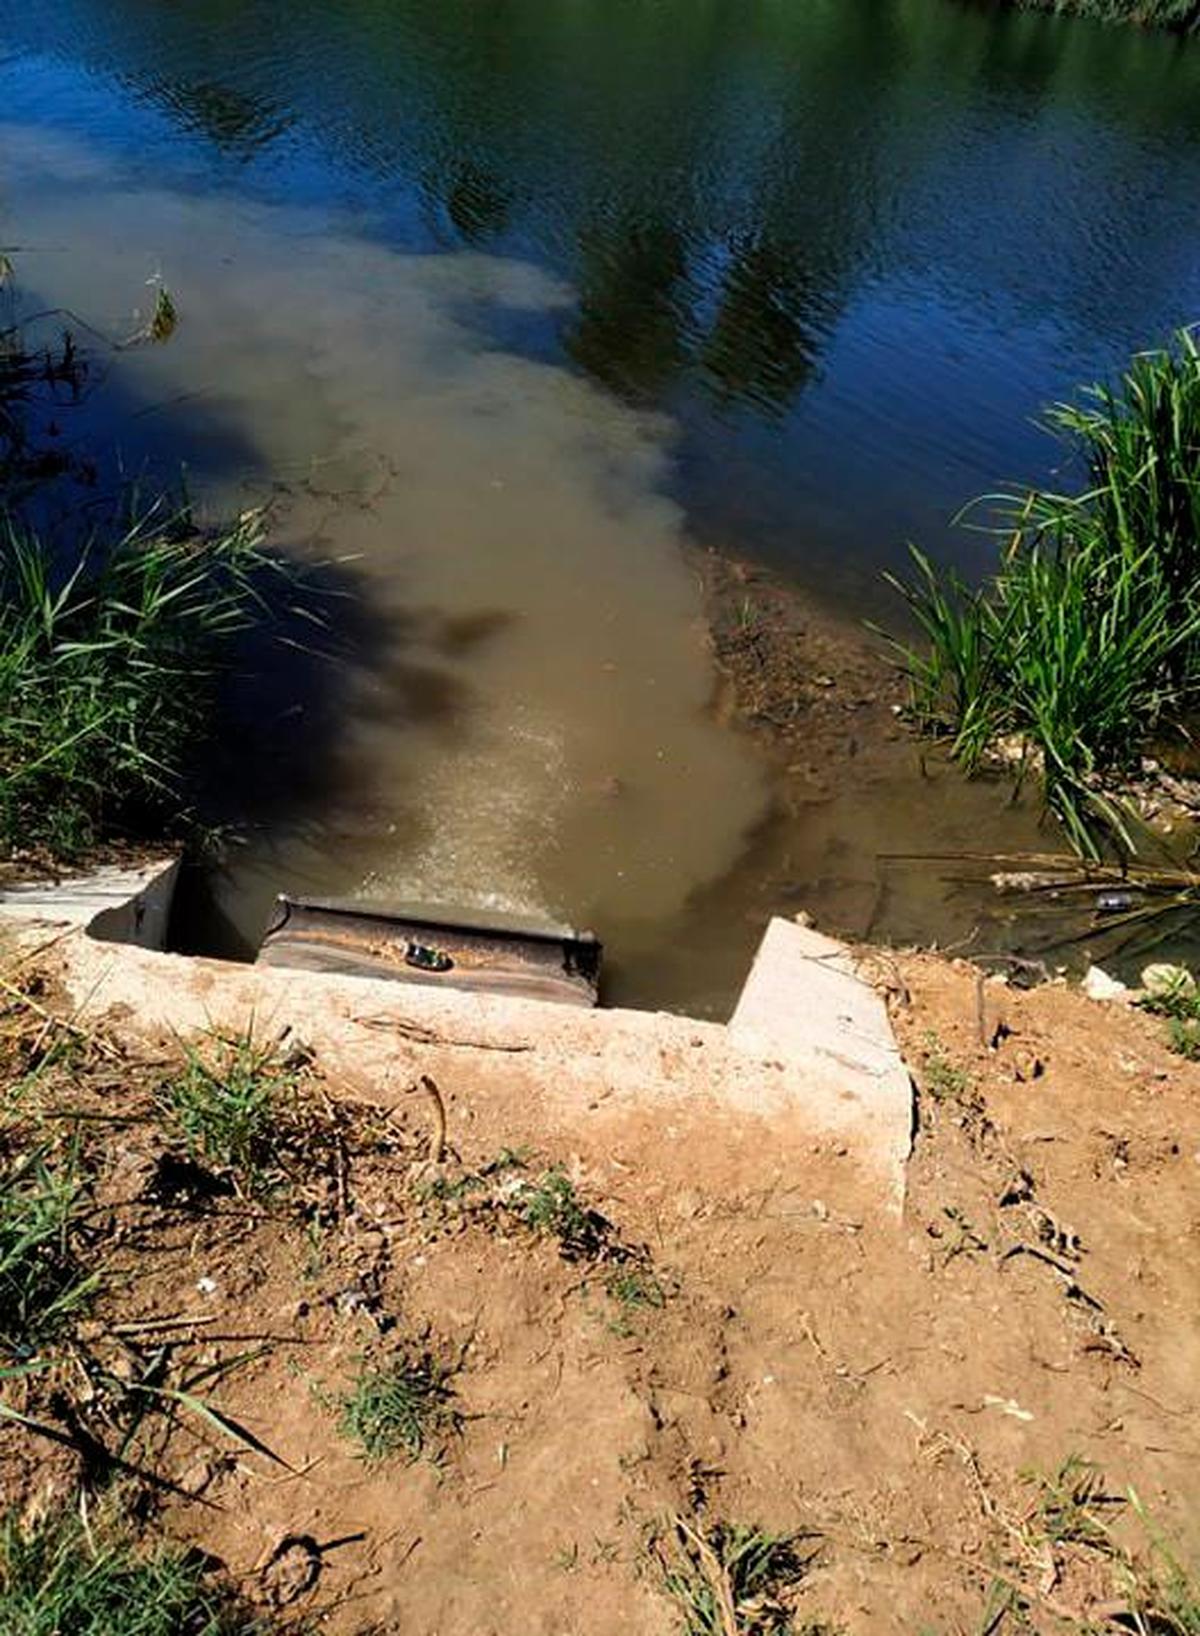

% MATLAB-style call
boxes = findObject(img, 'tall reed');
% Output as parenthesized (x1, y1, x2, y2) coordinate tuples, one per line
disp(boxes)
(0, 505, 274, 858)
(887, 326, 1200, 859)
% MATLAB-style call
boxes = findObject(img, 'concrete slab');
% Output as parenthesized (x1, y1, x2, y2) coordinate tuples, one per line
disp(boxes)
(729, 917, 913, 1202)
(0, 857, 179, 950)
(0, 879, 913, 1213)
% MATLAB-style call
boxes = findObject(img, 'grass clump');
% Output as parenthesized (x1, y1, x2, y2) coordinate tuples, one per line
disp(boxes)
(0, 1505, 264, 1635)
(417, 1153, 671, 1323)
(886, 327, 1200, 861)
(658, 1516, 813, 1636)
(335, 1351, 458, 1464)
(1004, 1458, 1200, 1634)
(606, 1265, 667, 1312)
(0, 505, 275, 860)
(1028, 1455, 1121, 1552)
(0, 1140, 97, 1362)
(158, 1030, 304, 1197)
(1127, 1512, 1200, 1636)
(603, 1264, 669, 1337)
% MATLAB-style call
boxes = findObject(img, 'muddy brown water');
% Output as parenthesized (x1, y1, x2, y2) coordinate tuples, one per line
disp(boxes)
(2, 0, 1199, 1011)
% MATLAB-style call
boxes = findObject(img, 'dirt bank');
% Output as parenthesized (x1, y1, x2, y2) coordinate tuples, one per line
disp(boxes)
(3, 945, 1197, 1634)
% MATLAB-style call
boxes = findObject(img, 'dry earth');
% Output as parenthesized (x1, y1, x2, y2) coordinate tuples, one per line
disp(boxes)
(3, 948, 1199, 1635)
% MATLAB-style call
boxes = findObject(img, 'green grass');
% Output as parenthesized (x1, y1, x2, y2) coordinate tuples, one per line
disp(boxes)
(157, 1030, 302, 1197)
(417, 1154, 670, 1323)
(659, 1517, 813, 1636)
(1136, 965, 1200, 1058)
(1129, 1508, 1200, 1635)
(1028, 1455, 1119, 1552)
(1010, 1460, 1200, 1635)
(606, 1265, 667, 1312)
(919, 1031, 973, 1102)
(0, 1505, 266, 1635)
(513, 1166, 612, 1260)
(886, 327, 1200, 860)
(0, 1139, 98, 1362)
(0, 506, 275, 859)
(335, 1351, 459, 1464)
(0, 253, 284, 863)
(515, 1166, 591, 1239)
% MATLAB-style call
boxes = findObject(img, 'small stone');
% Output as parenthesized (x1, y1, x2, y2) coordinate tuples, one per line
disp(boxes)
(1082, 965, 1128, 1002)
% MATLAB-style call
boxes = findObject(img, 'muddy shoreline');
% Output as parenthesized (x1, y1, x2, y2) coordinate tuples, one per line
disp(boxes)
(689, 546, 1042, 961)
(694, 549, 1200, 982)
(696, 546, 907, 797)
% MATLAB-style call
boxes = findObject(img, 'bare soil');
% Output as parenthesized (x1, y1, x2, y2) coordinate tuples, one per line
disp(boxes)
(3, 952, 1199, 1635)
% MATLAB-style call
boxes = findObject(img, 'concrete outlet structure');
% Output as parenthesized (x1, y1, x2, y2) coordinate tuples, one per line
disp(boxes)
(0, 860, 914, 1213)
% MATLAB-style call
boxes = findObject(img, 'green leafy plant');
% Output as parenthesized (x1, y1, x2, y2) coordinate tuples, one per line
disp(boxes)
(606, 1266, 667, 1313)
(336, 1351, 459, 1464)
(512, 1166, 616, 1260)
(1136, 967, 1200, 1058)
(919, 1031, 973, 1103)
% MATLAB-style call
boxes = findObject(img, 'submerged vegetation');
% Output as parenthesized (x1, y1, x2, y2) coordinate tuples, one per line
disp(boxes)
(887, 326, 1200, 860)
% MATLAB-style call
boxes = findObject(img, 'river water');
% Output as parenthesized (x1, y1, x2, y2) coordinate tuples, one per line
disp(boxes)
(1, 0, 1198, 1009)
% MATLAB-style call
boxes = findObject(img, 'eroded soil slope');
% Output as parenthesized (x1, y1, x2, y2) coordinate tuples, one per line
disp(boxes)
(2, 951, 1198, 1634)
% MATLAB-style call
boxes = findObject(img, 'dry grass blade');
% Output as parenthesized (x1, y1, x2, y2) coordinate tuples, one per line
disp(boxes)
(128, 1380, 293, 1469)
(674, 1515, 740, 1636)
(658, 1514, 809, 1636)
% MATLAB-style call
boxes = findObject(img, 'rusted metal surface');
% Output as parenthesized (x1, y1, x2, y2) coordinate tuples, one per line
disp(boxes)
(255, 896, 602, 1006)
